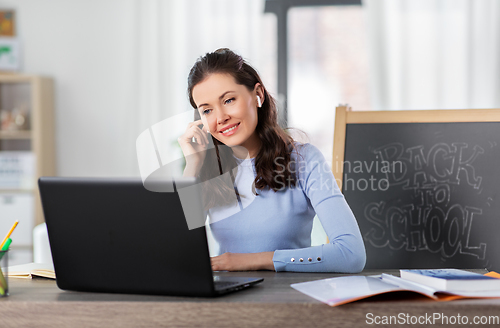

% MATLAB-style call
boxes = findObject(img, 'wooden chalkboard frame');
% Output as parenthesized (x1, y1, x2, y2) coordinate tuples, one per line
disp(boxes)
(332, 106, 500, 190)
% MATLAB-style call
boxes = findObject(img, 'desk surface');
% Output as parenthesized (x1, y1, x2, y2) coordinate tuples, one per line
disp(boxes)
(1, 270, 500, 327)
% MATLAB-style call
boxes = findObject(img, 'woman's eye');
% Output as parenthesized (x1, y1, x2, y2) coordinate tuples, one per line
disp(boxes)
(224, 97, 235, 105)
(202, 108, 211, 115)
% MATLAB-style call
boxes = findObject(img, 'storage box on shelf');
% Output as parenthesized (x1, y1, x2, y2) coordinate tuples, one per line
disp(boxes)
(0, 74, 54, 264)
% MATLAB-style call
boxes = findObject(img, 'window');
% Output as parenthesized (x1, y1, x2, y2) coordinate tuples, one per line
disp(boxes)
(288, 6, 370, 164)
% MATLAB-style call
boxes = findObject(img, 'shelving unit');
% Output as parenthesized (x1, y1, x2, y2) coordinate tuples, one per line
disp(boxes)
(0, 74, 54, 264)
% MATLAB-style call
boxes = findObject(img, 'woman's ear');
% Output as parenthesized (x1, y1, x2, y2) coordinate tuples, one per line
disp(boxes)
(254, 83, 264, 108)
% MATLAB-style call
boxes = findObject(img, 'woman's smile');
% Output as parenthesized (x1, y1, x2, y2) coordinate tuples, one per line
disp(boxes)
(219, 122, 240, 136)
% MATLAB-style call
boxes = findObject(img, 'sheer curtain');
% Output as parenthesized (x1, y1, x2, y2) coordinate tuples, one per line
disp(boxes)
(131, 0, 273, 142)
(365, 0, 500, 110)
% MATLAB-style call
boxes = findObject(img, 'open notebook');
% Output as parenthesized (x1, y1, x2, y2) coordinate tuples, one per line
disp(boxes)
(291, 271, 500, 307)
(6, 262, 55, 279)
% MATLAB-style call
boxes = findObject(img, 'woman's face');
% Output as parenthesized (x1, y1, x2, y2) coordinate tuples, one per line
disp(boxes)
(192, 73, 263, 157)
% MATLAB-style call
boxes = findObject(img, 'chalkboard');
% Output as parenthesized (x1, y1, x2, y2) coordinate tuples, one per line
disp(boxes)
(333, 107, 500, 271)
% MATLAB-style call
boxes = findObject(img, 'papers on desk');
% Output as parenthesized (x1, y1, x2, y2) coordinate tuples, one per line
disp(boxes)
(291, 272, 500, 307)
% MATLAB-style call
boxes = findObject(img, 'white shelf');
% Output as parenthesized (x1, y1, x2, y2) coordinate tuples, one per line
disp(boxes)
(0, 189, 34, 194)
(0, 130, 32, 139)
(0, 75, 54, 228)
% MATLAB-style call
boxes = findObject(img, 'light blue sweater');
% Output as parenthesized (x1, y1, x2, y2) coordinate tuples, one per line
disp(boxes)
(208, 143, 366, 272)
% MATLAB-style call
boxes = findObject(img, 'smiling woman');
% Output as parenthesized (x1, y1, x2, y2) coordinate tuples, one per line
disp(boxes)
(193, 73, 261, 158)
(178, 48, 366, 273)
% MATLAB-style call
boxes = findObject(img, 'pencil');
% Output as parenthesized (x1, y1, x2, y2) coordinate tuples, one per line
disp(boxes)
(0, 221, 18, 249)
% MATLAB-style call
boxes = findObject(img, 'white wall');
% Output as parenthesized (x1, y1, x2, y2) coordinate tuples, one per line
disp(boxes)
(1, 0, 140, 177)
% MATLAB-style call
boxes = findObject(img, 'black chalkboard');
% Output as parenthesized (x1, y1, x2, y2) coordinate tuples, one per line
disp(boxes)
(342, 122, 500, 270)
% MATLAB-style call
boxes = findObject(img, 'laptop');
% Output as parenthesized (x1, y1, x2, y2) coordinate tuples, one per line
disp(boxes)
(38, 177, 263, 297)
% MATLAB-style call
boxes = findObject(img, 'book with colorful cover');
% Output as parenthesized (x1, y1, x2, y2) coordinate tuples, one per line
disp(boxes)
(291, 271, 500, 307)
(400, 269, 500, 292)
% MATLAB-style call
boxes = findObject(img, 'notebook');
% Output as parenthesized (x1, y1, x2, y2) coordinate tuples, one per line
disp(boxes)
(6, 262, 55, 279)
(291, 272, 500, 307)
(38, 177, 263, 297)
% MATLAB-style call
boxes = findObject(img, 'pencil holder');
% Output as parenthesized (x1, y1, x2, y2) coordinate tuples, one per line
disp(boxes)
(0, 250, 8, 297)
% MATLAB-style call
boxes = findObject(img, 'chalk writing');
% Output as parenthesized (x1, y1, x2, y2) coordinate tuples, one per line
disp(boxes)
(374, 142, 483, 190)
(363, 142, 487, 260)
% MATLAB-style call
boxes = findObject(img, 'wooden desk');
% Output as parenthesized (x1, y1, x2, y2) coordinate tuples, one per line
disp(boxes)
(1, 270, 499, 327)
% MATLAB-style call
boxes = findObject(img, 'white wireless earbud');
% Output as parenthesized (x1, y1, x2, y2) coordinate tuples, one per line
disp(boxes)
(257, 95, 262, 108)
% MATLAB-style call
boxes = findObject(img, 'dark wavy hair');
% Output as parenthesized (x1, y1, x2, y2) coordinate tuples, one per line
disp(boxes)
(187, 48, 298, 209)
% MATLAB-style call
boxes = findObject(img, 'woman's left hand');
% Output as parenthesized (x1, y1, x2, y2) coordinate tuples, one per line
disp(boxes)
(210, 252, 275, 271)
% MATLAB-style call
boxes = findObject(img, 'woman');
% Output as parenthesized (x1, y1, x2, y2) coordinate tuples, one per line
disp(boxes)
(178, 48, 365, 273)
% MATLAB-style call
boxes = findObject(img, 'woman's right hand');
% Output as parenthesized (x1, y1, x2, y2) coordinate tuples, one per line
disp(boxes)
(178, 119, 210, 176)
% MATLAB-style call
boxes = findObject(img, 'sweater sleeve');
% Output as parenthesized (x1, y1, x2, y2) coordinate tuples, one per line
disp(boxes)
(272, 144, 366, 273)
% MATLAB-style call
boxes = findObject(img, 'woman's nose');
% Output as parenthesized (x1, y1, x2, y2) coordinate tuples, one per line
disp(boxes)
(216, 111, 230, 125)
